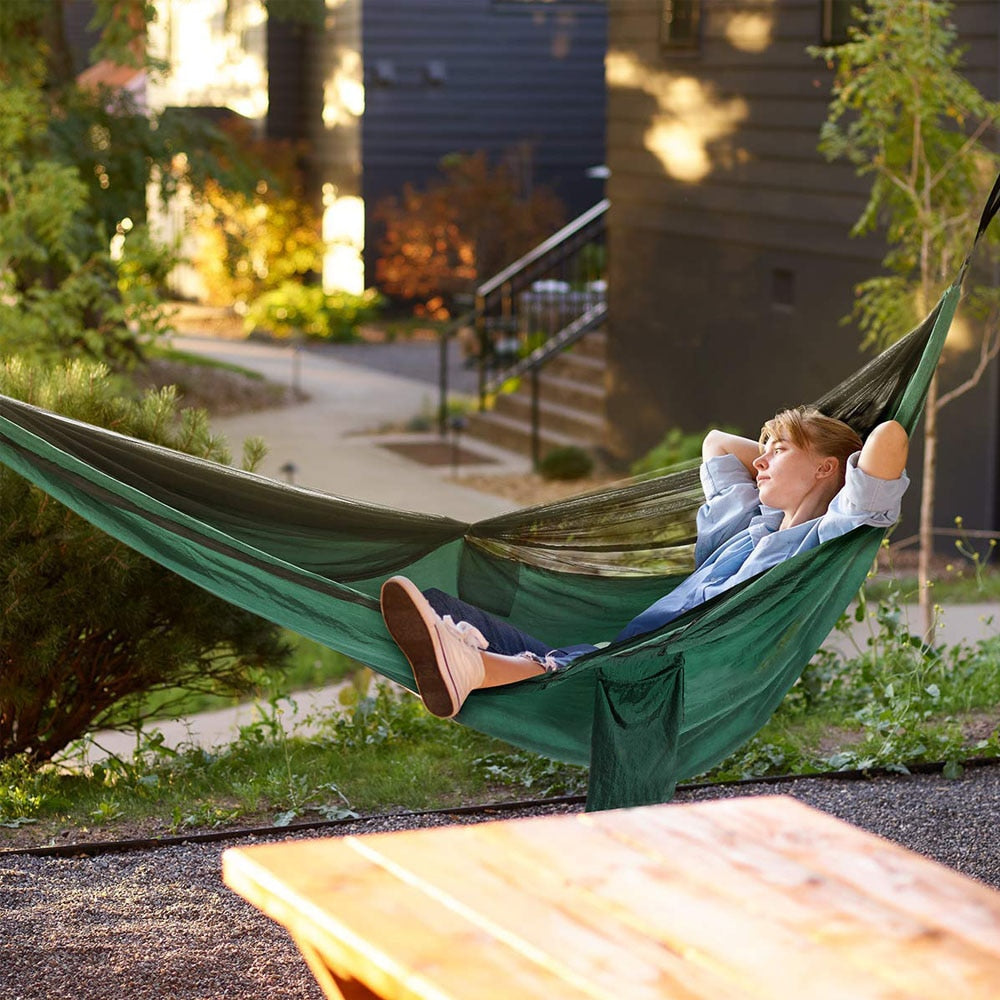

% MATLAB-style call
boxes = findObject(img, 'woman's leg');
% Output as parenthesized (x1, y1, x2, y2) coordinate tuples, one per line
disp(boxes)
(479, 649, 546, 687)
(422, 588, 552, 658)
(380, 577, 546, 717)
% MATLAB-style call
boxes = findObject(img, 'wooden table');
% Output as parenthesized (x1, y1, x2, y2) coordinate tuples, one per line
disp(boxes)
(222, 795, 1000, 999)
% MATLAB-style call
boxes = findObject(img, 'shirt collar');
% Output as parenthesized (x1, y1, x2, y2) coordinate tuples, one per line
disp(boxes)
(748, 505, 784, 542)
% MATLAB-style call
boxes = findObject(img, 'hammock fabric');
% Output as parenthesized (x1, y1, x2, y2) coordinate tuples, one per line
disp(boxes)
(2, 184, 996, 810)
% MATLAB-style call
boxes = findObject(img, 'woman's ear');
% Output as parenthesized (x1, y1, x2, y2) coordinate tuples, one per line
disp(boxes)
(816, 456, 839, 481)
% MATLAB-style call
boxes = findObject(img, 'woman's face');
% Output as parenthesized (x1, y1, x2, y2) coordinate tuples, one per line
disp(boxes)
(752, 435, 831, 512)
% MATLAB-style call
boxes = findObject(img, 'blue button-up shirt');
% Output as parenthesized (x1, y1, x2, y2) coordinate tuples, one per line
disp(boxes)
(615, 452, 909, 641)
(548, 452, 909, 665)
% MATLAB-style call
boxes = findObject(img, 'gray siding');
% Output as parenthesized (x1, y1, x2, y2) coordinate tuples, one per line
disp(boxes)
(361, 0, 607, 219)
(605, 0, 1000, 537)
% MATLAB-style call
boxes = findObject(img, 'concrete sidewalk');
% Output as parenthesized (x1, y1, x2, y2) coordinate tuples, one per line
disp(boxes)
(85, 334, 529, 763)
(172, 334, 526, 522)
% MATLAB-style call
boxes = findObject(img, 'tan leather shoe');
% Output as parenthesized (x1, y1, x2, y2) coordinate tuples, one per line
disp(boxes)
(380, 576, 488, 718)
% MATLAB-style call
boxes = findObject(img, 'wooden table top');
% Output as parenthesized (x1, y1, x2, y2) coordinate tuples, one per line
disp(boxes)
(222, 795, 1000, 999)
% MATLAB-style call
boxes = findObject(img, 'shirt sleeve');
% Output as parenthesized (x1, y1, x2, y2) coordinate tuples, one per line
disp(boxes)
(695, 454, 761, 566)
(818, 451, 909, 542)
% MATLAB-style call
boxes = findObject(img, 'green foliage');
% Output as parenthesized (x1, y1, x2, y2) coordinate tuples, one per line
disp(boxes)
(0, 681, 581, 833)
(631, 425, 741, 477)
(190, 120, 326, 310)
(374, 150, 565, 318)
(700, 579, 1000, 784)
(0, 358, 290, 762)
(537, 446, 594, 481)
(811, 0, 1000, 345)
(245, 282, 383, 342)
(0, 79, 181, 367)
(0, 4, 293, 368)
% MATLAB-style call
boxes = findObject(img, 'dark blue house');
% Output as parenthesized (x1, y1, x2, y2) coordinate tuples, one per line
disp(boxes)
(268, 0, 608, 286)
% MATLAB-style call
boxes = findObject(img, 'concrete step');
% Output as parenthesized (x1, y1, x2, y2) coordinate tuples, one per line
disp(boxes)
(492, 391, 606, 442)
(570, 329, 606, 362)
(465, 328, 609, 461)
(535, 370, 607, 413)
(543, 349, 606, 388)
(464, 409, 603, 458)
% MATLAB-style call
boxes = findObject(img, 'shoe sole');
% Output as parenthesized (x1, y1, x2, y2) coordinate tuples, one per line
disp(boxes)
(380, 577, 459, 718)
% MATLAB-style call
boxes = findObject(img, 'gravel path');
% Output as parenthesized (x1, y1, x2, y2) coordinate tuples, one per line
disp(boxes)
(3, 763, 1000, 1000)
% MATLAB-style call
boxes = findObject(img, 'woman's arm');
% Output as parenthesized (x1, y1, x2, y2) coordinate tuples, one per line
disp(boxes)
(702, 429, 760, 477)
(858, 420, 909, 480)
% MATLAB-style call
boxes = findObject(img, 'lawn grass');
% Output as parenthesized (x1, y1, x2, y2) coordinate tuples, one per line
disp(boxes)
(134, 632, 362, 721)
(3, 576, 998, 850)
(0, 684, 587, 847)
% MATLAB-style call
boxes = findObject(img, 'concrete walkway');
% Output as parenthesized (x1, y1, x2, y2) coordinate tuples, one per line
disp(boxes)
(171, 334, 527, 521)
(82, 335, 998, 762)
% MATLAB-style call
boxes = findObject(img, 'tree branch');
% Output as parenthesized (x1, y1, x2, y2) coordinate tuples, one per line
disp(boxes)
(929, 117, 995, 190)
(938, 319, 1000, 410)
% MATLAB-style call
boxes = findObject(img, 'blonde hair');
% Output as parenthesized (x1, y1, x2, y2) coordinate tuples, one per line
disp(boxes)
(760, 407, 863, 485)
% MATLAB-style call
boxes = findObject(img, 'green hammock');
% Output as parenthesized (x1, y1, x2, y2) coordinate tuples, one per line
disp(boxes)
(1, 184, 995, 810)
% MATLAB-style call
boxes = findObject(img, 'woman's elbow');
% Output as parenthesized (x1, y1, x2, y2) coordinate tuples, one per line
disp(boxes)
(702, 429, 728, 461)
(859, 420, 909, 480)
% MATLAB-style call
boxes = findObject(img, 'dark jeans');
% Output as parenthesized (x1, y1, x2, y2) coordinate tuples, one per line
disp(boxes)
(423, 588, 600, 669)
(423, 588, 552, 657)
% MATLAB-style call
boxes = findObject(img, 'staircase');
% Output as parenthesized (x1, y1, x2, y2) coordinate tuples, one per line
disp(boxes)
(464, 330, 608, 459)
(437, 200, 611, 465)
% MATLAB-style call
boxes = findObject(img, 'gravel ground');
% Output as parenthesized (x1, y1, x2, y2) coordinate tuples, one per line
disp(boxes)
(3, 763, 1000, 1000)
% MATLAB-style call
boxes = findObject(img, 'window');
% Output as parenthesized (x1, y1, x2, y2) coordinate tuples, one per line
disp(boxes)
(820, 0, 867, 46)
(771, 268, 796, 311)
(660, 0, 701, 53)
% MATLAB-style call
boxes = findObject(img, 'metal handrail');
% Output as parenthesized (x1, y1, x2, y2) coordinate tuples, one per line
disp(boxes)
(437, 200, 609, 446)
(476, 199, 609, 299)
(483, 300, 607, 396)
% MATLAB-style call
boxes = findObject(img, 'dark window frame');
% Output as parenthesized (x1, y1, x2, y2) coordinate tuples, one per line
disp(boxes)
(820, 0, 868, 46)
(660, 0, 702, 54)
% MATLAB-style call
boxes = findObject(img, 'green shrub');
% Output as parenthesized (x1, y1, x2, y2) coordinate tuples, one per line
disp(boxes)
(538, 446, 594, 481)
(0, 358, 290, 762)
(245, 282, 383, 342)
(631, 425, 743, 476)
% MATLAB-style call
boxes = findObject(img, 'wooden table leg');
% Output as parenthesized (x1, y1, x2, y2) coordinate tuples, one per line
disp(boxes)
(292, 935, 383, 1000)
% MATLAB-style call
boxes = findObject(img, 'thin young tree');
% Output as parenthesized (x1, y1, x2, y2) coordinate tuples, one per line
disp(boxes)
(812, 0, 1000, 639)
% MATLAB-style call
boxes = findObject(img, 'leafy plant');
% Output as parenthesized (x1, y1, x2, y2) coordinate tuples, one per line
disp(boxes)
(190, 120, 326, 311)
(700, 574, 1000, 784)
(374, 150, 565, 318)
(0, 358, 291, 762)
(537, 446, 594, 481)
(0, 3, 304, 368)
(631, 424, 742, 477)
(245, 282, 383, 342)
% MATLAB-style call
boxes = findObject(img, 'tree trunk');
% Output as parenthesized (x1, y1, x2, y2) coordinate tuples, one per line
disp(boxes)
(40, 0, 76, 88)
(918, 369, 939, 642)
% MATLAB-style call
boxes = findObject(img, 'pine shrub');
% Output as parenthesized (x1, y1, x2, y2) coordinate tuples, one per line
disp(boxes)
(0, 358, 290, 762)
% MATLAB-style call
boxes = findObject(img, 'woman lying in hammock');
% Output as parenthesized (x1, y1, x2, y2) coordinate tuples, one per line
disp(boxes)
(380, 407, 910, 719)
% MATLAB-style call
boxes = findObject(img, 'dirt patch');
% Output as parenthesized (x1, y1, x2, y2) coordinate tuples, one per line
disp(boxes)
(134, 358, 299, 416)
(380, 440, 498, 467)
(453, 471, 620, 507)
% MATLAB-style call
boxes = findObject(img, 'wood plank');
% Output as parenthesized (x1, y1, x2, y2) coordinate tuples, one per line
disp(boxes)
(359, 806, 980, 1000)
(351, 819, 872, 1000)
(676, 798, 1000, 952)
(589, 799, 1000, 998)
(224, 842, 604, 1000)
(340, 829, 757, 1000)
(226, 799, 1000, 1000)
